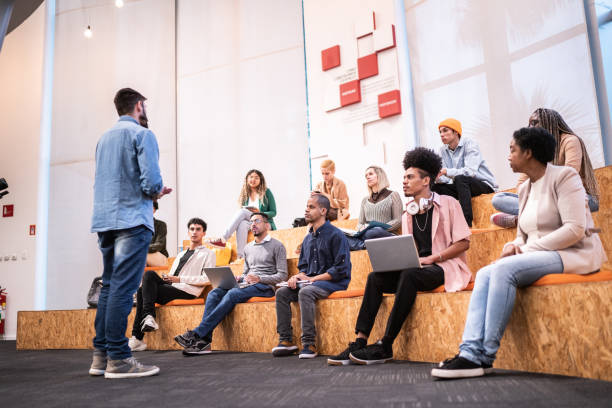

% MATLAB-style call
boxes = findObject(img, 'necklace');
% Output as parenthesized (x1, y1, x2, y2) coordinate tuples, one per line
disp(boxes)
(414, 209, 429, 232)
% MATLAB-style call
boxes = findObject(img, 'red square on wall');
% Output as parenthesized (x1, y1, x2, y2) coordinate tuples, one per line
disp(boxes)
(378, 90, 402, 118)
(358, 53, 378, 80)
(340, 80, 361, 106)
(321, 45, 341, 71)
(29, 225, 36, 235)
(2, 204, 13, 217)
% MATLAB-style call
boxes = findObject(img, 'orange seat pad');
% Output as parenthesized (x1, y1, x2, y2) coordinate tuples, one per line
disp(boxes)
(532, 268, 612, 286)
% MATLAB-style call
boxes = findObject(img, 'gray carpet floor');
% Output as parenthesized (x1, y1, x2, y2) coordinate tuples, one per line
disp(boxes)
(1, 341, 610, 407)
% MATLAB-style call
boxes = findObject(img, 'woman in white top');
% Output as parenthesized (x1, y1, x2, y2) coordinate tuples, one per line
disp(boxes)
(346, 165, 403, 251)
(432, 126, 605, 379)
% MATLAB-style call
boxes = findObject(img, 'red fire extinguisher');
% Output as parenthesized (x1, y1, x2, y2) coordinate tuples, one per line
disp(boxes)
(0, 287, 6, 335)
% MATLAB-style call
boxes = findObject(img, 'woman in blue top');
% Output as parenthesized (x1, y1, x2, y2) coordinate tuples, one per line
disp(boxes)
(212, 169, 277, 258)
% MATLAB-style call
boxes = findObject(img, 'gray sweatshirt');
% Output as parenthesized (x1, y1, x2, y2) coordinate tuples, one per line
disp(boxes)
(241, 235, 288, 288)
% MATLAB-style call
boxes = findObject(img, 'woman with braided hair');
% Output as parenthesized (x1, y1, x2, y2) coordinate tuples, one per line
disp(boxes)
(491, 108, 599, 228)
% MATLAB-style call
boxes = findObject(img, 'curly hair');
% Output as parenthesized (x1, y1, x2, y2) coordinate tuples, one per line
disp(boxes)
(238, 169, 268, 206)
(402, 147, 443, 187)
(512, 127, 556, 165)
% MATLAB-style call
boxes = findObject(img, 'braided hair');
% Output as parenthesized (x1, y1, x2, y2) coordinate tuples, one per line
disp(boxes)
(531, 108, 599, 199)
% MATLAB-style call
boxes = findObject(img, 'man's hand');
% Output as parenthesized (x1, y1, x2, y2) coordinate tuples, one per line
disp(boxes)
(245, 274, 261, 284)
(288, 273, 308, 289)
(499, 244, 521, 259)
(436, 168, 447, 182)
(157, 186, 173, 200)
(419, 255, 436, 265)
(163, 275, 179, 284)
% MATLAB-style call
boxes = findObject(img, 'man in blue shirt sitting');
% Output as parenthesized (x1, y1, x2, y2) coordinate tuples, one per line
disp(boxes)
(272, 194, 351, 359)
(89, 88, 172, 379)
(431, 118, 498, 227)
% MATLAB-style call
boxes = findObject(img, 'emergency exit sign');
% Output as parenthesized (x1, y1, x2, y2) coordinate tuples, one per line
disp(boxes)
(2, 204, 13, 217)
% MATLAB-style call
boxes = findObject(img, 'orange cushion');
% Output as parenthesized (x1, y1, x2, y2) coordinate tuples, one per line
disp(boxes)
(328, 289, 365, 299)
(532, 269, 612, 286)
(144, 266, 170, 272)
(246, 296, 275, 303)
(157, 298, 204, 307)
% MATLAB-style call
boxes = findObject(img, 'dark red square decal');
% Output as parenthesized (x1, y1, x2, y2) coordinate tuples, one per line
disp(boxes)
(340, 80, 361, 106)
(321, 45, 341, 71)
(358, 53, 378, 80)
(2, 204, 13, 217)
(378, 90, 401, 118)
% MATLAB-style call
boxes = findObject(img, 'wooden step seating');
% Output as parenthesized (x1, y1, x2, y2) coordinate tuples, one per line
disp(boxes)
(16, 166, 612, 382)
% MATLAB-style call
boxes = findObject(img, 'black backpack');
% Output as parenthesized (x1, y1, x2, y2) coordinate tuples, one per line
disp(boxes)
(87, 276, 103, 308)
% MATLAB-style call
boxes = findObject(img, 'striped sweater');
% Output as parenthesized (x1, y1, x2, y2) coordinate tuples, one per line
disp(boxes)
(357, 191, 403, 233)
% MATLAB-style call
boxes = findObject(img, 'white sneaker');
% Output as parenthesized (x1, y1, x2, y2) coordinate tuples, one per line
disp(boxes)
(141, 315, 159, 332)
(128, 336, 147, 352)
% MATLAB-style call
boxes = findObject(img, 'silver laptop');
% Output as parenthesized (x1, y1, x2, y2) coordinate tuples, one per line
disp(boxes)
(203, 267, 239, 290)
(364, 234, 421, 272)
(203, 266, 255, 290)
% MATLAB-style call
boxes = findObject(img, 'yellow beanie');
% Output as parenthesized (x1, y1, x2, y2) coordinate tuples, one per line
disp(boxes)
(438, 118, 462, 136)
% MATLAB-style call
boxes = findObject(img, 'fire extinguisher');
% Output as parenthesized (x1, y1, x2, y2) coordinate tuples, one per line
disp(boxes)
(0, 287, 6, 335)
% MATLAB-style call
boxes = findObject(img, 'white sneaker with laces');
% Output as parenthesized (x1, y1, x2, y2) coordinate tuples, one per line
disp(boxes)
(128, 336, 147, 352)
(141, 314, 159, 332)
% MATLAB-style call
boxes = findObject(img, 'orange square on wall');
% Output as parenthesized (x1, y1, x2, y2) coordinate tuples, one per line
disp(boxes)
(340, 80, 361, 106)
(378, 90, 401, 118)
(321, 45, 341, 71)
(357, 53, 378, 80)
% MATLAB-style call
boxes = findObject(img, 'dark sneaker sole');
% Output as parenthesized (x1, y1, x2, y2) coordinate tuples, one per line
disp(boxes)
(349, 353, 392, 365)
(298, 353, 318, 359)
(327, 358, 350, 366)
(89, 368, 105, 376)
(104, 367, 160, 379)
(272, 347, 297, 357)
(431, 367, 484, 379)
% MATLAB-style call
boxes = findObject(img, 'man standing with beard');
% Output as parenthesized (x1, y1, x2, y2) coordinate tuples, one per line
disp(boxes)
(90, 88, 172, 378)
(174, 212, 287, 355)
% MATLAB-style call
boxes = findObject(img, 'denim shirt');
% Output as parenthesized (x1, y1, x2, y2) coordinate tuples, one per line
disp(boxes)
(437, 137, 498, 190)
(298, 221, 351, 292)
(91, 116, 163, 233)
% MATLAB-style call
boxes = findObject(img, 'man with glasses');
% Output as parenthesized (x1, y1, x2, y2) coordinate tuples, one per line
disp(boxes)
(174, 212, 287, 355)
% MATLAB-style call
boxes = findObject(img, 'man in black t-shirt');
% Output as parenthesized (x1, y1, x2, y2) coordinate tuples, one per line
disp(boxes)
(129, 218, 216, 352)
(328, 148, 471, 366)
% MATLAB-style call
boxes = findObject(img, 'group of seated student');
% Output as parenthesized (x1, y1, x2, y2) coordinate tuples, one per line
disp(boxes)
(130, 108, 605, 380)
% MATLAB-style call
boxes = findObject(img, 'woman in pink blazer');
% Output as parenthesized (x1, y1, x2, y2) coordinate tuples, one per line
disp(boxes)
(432, 126, 606, 379)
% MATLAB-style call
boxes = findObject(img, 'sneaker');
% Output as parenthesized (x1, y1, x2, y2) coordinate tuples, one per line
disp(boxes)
(431, 355, 484, 379)
(141, 315, 159, 332)
(182, 339, 212, 356)
(327, 341, 363, 366)
(89, 349, 107, 376)
(490, 213, 517, 229)
(128, 336, 147, 352)
(271, 340, 298, 357)
(174, 330, 199, 348)
(349, 340, 392, 365)
(104, 357, 160, 379)
(207, 238, 226, 248)
(298, 344, 318, 359)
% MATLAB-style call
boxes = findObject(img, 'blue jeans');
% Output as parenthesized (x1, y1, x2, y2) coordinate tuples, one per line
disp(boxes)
(492, 192, 599, 215)
(346, 226, 394, 251)
(193, 283, 274, 339)
(459, 251, 563, 366)
(94, 225, 152, 360)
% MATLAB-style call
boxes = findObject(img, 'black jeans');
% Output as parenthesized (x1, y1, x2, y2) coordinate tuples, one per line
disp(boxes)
(431, 175, 493, 227)
(132, 270, 195, 340)
(355, 265, 444, 343)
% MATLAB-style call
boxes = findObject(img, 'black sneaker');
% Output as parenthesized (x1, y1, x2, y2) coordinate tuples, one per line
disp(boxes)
(327, 341, 363, 366)
(174, 330, 199, 348)
(431, 355, 485, 379)
(271, 340, 298, 357)
(349, 340, 392, 365)
(183, 339, 212, 356)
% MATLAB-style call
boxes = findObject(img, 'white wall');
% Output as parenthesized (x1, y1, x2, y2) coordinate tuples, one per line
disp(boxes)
(0, 4, 46, 339)
(176, 0, 310, 237)
(404, 0, 605, 189)
(303, 0, 414, 218)
(46, 0, 177, 311)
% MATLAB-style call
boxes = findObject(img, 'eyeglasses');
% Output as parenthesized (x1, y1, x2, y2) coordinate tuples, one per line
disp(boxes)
(250, 219, 265, 226)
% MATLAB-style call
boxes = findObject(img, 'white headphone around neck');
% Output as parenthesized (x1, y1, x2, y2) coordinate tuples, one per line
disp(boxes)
(406, 195, 433, 215)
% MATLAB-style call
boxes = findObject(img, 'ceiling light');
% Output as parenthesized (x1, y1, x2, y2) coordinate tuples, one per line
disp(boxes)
(115, 0, 124, 7)
(84, 25, 93, 38)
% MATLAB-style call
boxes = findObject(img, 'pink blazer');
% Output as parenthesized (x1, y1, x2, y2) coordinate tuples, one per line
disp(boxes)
(402, 193, 472, 292)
